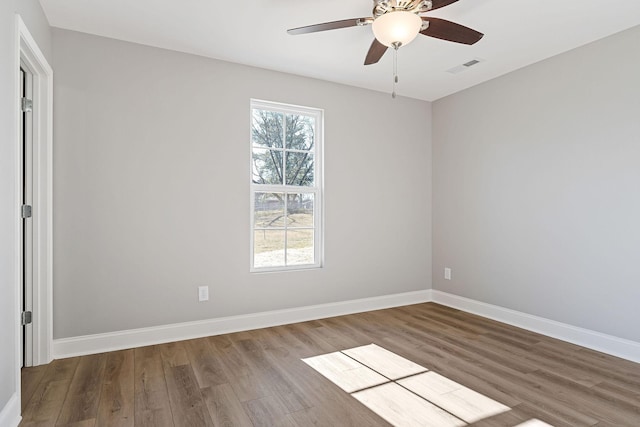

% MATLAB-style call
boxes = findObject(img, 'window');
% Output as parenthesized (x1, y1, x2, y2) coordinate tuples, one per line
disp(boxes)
(250, 100, 323, 271)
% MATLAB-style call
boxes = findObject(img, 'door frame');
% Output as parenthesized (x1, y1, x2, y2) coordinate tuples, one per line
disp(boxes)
(14, 15, 53, 369)
(20, 62, 34, 367)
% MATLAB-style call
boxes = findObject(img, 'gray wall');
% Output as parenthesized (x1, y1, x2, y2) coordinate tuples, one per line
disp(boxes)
(433, 25, 640, 342)
(0, 0, 51, 415)
(52, 29, 432, 339)
(15, 0, 53, 62)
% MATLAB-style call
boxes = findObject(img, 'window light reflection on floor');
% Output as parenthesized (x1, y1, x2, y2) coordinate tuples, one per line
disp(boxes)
(302, 344, 554, 427)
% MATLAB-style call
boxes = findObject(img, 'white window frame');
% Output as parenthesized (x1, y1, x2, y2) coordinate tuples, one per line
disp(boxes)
(250, 99, 323, 272)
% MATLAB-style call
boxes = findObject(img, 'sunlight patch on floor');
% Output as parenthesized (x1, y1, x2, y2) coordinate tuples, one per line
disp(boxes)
(353, 382, 465, 427)
(398, 372, 510, 423)
(302, 350, 389, 393)
(515, 420, 554, 426)
(303, 343, 553, 427)
(343, 343, 428, 380)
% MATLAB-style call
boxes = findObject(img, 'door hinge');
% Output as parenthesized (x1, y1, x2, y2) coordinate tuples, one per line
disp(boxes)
(21, 204, 32, 219)
(21, 97, 33, 113)
(21, 311, 32, 326)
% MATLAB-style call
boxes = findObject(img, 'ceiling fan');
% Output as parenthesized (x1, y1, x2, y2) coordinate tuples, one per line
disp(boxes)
(287, 0, 484, 66)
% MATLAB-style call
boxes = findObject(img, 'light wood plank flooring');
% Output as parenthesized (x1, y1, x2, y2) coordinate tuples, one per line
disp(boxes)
(20, 303, 640, 426)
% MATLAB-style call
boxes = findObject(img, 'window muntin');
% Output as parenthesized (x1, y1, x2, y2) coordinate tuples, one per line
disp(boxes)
(250, 100, 322, 271)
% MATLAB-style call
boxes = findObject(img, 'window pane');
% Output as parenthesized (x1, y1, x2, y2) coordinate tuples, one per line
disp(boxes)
(286, 152, 314, 186)
(252, 109, 283, 148)
(252, 148, 283, 185)
(287, 229, 314, 266)
(286, 114, 315, 150)
(254, 230, 285, 268)
(254, 193, 285, 228)
(287, 193, 314, 227)
(250, 100, 322, 271)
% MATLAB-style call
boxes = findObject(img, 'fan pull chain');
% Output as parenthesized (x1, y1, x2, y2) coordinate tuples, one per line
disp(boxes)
(392, 44, 398, 99)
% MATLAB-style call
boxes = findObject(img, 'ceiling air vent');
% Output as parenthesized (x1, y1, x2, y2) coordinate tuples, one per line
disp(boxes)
(447, 58, 484, 74)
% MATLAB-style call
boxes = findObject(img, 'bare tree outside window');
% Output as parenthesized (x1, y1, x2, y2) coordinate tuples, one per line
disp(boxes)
(252, 110, 315, 187)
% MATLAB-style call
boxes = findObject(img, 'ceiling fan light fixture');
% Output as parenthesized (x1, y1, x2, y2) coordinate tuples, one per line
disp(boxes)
(372, 11, 422, 48)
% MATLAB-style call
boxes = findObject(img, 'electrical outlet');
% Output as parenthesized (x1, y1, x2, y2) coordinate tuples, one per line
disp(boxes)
(444, 268, 452, 280)
(198, 286, 209, 302)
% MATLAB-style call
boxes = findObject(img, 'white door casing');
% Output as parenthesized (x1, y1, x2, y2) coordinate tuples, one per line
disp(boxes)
(14, 15, 54, 371)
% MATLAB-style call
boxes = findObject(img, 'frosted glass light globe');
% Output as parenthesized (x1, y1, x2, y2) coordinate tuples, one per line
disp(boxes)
(372, 11, 422, 47)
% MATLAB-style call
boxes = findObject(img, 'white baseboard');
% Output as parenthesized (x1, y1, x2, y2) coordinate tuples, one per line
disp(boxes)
(432, 290, 640, 363)
(53, 290, 432, 359)
(52, 288, 640, 364)
(0, 393, 21, 427)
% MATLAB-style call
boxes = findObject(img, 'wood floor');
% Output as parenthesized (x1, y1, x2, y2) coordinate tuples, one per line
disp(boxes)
(20, 303, 640, 426)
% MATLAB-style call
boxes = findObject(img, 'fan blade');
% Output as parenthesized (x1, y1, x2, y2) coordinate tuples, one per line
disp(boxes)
(364, 39, 388, 65)
(420, 17, 484, 45)
(288, 18, 371, 35)
(430, 0, 461, 11)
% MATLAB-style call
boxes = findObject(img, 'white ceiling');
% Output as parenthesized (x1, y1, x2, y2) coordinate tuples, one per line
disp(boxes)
(39, 0, 640, 101)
